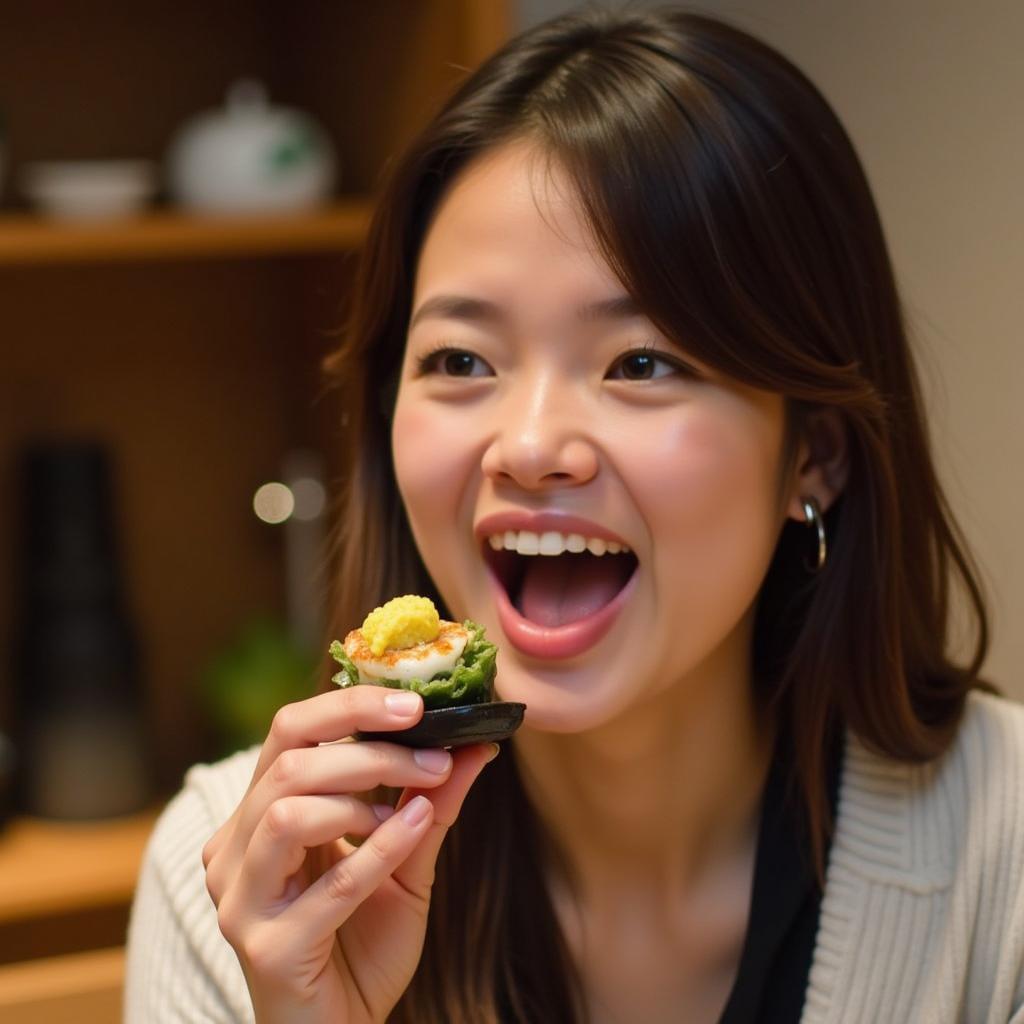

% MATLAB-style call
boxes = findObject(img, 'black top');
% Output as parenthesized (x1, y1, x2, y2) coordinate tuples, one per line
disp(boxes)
(492, 723, 846, 1023)
(718, 726, 845, 1023)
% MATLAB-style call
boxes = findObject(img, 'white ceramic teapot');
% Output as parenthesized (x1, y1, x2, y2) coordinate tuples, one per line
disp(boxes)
(167, 80, 336, 213)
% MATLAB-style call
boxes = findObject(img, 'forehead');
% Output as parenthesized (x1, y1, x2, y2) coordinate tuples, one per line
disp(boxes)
(413, 140, 622, 302)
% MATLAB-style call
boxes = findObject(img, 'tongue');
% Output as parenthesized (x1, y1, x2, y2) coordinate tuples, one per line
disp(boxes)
(519, 554, 632, 627)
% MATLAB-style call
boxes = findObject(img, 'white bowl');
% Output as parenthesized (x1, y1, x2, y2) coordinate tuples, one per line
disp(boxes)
(20, 160, 158, 220)
(166, 81, 335, 214)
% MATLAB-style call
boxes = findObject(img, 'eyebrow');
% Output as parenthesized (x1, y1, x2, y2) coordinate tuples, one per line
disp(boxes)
(407, 293, 642, 331)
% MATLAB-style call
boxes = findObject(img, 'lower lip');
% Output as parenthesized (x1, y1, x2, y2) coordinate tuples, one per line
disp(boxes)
(486, 561, 639, 660)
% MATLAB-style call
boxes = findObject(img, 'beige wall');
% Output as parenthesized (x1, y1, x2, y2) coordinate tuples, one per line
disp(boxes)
(518, 1, 1024, 696)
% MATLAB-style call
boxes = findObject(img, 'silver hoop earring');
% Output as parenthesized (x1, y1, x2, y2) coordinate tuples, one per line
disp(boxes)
(801, 496, 827, 571)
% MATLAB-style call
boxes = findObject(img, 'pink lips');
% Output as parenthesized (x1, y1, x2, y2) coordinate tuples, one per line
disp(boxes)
(476, 509, 638, 660)
(488, 565, 638, 659)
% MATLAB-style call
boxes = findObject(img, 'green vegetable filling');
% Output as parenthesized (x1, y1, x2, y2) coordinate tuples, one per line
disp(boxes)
(328, 620, 497, 710)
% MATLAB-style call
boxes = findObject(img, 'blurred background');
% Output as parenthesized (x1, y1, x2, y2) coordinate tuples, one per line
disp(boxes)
(0, 0, 1019, 1019)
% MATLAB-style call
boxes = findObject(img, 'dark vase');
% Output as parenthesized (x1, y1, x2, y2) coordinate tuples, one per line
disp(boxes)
(13, 442, 152, 819)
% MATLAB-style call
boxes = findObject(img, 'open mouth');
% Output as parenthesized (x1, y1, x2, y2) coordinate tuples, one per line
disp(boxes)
(482, 531, 639, 628)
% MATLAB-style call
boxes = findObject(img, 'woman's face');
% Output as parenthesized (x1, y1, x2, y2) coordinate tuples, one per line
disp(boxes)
(392, 141, 794, 733)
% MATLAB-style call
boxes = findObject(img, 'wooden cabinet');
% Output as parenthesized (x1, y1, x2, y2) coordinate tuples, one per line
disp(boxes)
(0, 1, 509, 793)
(0, 1, 509, 1000)
(0, 806, 159, 1020)
(0, 807, 160, 962)
(0, 946, 125, 1024)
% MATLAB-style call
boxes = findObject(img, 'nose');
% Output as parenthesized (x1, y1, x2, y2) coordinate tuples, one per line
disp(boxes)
(480, 373, 599, 491)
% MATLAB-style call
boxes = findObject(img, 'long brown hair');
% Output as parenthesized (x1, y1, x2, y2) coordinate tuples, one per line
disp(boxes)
(323, 7, 992, 1020)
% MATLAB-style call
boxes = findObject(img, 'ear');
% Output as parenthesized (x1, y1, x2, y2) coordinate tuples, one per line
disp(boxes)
(785, 407, 849, 523)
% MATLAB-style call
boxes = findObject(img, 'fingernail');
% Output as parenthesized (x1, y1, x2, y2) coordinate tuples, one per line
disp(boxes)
(385, 692, 421, 716)
(371, 803, 395, 822)
(413, 748, 452, 774)
(401, 795, 431, 826)
(485, 743, 501, 763)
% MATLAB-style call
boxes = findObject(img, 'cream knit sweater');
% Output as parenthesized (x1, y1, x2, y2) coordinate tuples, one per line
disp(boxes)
(124, 691, 1024, 1022)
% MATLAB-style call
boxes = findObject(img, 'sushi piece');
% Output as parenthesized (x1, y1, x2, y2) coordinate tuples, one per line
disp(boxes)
(328, 595, 497, 710)
(328, 595, 523, 748)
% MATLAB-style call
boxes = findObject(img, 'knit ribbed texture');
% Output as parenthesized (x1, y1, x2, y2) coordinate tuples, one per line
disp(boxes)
(803, 692, 1024, 1024)
(124, 692, 1024, 1022)
(124, 745, 261, 1023)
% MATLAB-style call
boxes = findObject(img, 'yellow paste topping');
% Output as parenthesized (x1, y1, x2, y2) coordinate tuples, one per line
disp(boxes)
(361, 594, 440, 656)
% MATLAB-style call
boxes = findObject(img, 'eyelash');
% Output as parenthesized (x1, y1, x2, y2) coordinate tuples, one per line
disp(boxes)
(415, 342, 696, 380)
(414, 343, 485, 377)
(607, 342, 696, 381)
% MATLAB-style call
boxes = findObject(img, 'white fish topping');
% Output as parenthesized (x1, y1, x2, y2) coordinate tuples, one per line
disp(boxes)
(345, 621, 469, 683)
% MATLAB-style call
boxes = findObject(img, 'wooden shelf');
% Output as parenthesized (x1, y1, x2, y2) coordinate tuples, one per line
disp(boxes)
(0, 808, 162, 923)
(0, 200, 373, 266)
(0, 0, 511, 875)
(0, 945, 125, 1022)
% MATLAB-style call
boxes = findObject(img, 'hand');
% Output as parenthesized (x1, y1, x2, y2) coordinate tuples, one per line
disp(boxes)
(202, 685, 497, 1023)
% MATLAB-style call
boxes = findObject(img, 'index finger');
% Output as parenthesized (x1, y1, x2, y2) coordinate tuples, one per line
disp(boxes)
(249, 686, 425, 791)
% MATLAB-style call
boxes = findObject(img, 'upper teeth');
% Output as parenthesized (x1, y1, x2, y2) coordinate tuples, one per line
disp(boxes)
(486, 530, 631, 556)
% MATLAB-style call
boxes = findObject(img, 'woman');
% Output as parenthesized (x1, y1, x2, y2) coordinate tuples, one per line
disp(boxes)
(125, 8, 1024, 1022)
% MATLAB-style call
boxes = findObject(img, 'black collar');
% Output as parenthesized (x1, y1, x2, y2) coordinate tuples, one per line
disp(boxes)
(718, 723, 845, 1023)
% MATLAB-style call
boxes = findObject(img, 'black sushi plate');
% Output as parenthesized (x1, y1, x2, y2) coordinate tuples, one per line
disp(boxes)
(356, 700, 526, 749)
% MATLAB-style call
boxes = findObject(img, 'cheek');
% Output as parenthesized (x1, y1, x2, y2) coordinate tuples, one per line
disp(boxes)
(647, 417, 772, 515)
(621, 402, 782, 602)
(391, 402, 431, 501)
(391, 398, 482, 586)
(392, 402, 456, 522)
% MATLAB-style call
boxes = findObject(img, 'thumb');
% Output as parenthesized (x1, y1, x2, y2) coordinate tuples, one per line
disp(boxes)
(391, 742, 497, 896)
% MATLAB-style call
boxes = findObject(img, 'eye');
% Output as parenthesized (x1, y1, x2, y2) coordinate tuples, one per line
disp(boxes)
(607, 348, 689, 381)
(416, 346, 493, 378)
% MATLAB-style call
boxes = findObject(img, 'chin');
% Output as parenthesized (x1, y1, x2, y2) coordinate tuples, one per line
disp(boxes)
(493, 660, 631, 734)
(456, 572, 646, 734)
